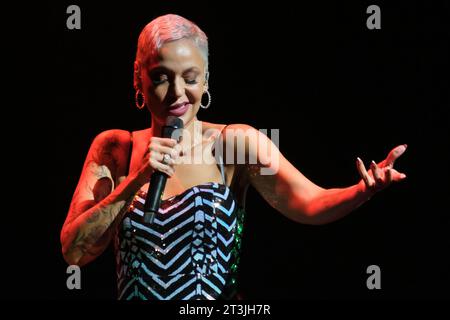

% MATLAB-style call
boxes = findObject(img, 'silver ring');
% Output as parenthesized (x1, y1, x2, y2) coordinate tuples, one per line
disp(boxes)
(162, 153, 172, 164)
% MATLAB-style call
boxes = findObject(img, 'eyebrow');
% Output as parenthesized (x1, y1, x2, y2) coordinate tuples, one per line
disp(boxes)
(149, 66, 201, 75)
(182, 67, 201, 74)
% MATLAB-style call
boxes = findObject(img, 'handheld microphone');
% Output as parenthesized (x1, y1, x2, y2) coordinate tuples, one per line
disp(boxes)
(143, 116, 184, 224)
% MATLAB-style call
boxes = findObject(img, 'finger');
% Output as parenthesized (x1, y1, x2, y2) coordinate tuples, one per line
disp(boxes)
(151, 145, 180, 159)
(385, 168, 393, 184)
(150, 137, 178, 148)
(356, 157, 375, 188)
(356, 157, 371, 186)
(162, 154, 177, 166)
(150, 151, 164, 162)
(371, 160, 383, 184)
(149, 158, 174, 176)
(389, 168, 407, 182)
(173, 144, 183, 159)
(161, 138, 178, 147)
(149, 151, 177, 166)
(384, 144, 407, 169)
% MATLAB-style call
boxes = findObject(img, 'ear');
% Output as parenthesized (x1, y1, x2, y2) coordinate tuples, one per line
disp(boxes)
(204, 71, 209, 91)
(133, 61, 142, 90)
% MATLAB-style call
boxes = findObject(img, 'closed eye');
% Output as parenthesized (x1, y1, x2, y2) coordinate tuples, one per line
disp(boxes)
(151, 73, 169, 85)
(185, 78, 198, 85)
(183, 70, 200, 85)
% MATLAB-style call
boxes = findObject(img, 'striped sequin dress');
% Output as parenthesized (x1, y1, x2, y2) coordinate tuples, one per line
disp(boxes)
(115, 171, 245, 299)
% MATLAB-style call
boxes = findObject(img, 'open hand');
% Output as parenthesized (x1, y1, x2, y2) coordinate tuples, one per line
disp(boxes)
(356, 144, 408, 195)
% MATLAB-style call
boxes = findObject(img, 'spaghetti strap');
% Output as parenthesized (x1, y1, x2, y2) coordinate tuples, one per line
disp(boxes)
(216, 125, 228, 185)
(218, 154, 226, 185)
(125, 131, 133, 176)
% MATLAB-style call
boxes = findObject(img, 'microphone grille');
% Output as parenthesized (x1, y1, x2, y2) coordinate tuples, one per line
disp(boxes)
(165, 116, 184, 129)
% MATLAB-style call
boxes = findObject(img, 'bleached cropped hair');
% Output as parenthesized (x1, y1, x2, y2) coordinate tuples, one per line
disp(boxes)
(136, 14, 209, 73)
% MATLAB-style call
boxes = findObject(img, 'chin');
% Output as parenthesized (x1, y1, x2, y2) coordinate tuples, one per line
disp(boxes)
(180, 107, 199, 123)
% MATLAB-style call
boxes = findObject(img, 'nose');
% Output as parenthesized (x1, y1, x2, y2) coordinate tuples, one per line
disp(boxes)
(170, 76, 185, 99)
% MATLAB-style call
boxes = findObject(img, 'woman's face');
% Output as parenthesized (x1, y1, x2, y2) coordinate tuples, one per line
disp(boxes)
(139, 38, 207, 126)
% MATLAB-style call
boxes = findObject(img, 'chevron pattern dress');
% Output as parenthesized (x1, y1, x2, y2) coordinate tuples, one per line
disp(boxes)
(115, 182, 245, 300)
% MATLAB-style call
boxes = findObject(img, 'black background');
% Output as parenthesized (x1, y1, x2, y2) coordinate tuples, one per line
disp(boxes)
(3, 0, 448, 300)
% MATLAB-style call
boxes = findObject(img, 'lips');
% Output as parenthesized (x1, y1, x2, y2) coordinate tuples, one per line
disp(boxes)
(168, 102, 191, 116)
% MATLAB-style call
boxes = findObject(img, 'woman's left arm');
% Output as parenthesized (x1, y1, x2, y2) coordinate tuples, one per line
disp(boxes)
(225, 124, 407, 225)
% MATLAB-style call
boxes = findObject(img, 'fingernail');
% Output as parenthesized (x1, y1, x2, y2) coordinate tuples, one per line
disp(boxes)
(356, 157, 362, 162)
(400, 173, 407, 179)
(403, 144, 408, 148)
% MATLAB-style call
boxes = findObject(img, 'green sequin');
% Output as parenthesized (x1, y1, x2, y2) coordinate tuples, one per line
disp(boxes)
(228, 207, 246, 289)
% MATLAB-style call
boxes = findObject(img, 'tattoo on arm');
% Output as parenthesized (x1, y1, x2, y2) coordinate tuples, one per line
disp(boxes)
(68, 196, 133, 259)
(247, 163, 282, 208)
(63, 132, 132, 260)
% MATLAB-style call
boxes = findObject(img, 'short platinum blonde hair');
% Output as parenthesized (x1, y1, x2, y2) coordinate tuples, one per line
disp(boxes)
(135, 14, 209, 73)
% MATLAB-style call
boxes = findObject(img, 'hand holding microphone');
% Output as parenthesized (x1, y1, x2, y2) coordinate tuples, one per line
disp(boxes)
(142, 116, 184, 223)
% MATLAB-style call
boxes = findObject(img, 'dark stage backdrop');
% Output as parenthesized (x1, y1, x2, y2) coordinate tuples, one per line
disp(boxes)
(4, 1, 448, 300)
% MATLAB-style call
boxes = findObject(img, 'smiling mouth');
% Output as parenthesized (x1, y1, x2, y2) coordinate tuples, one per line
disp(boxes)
(168, 101, 191, 116)
(170, 101, 189, 109)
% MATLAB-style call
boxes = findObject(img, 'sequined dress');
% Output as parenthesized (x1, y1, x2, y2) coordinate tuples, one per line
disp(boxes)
(115, 136, 245, 300)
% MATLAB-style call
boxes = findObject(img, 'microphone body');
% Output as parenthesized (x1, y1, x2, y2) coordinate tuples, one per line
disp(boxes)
(143, 116, 183, 223)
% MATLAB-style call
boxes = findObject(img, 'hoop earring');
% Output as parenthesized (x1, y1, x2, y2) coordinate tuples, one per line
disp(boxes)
(135, 89, 146, 110)
(200, 90, 211, 109)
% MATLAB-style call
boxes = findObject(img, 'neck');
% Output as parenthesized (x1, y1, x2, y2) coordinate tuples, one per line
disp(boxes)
(150, 116, 202, 150)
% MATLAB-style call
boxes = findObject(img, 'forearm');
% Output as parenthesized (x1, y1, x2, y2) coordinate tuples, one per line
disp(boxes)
(302, 180, 373, 225)
(61, 170, 144, 265)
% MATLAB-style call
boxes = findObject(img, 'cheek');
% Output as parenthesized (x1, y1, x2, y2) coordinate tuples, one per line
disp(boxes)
(186, 85, 205, 103)
(141, 74, 165, 101)
(147, 85, 167, 103)
(153, 83, 167, 96)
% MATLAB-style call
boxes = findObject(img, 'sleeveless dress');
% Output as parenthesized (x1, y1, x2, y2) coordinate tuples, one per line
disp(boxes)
(114, 130, 246, 300)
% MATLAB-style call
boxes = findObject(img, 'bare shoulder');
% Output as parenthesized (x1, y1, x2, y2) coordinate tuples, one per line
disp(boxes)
(218, 123, 259, 146)
(223, 123, 256, 133)
(205, 122, 256, 159)
(223, 123, 253, 130)
(94, 129, 132, 145)
(90, 129, 132, 174)
(202, 122, 256, 138)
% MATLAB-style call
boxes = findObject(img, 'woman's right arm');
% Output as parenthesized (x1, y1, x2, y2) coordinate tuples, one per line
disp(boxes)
(60, 129, 180, 266)
(60, 129, 139, 266)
